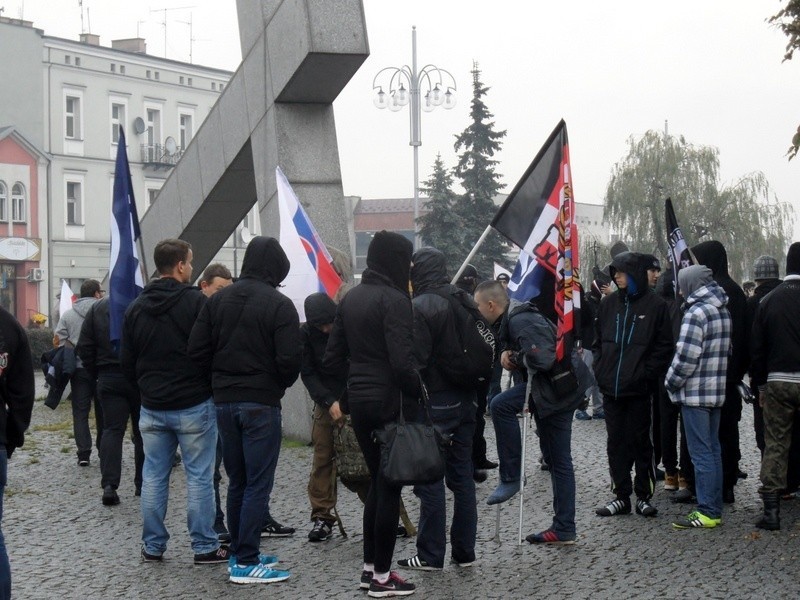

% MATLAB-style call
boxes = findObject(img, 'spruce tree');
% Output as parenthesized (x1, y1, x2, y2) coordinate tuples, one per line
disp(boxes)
(417, 153, 465, 275)
(452, 62, 509, 279)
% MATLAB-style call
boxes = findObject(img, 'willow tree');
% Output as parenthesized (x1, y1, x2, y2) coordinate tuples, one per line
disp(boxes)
(604, 130, 794, 281)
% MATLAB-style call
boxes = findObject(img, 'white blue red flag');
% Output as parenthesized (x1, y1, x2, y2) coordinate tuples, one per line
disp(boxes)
(276, 166, 342, 321)
(59, 279, 76, 319)
(109, 127, 144, 348)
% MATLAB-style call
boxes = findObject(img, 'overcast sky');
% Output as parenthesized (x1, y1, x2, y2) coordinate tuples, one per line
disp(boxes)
(8, 0, 800, 238)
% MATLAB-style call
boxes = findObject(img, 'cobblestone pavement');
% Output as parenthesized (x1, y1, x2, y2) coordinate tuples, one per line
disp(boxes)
(5, 377, 800, 599)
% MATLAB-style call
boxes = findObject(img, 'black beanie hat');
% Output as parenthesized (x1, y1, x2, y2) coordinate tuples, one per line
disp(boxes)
(787, 242, 800, 275)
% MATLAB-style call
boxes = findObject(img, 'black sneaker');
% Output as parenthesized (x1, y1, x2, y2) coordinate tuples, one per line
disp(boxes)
(308, 518, 333, 542)
(476, 458, 498, 470)
(635, 499, 658, 517)
(141, 548, 163, 563)
(360, 570, 373, 590)
(672, 488, 696, 504)
(397, 555, 441, 571)
(261, 518, 295, 537)
(78, 458, 90, 467)
(193, 545, 231, 565)
(102, 486, 120, 506)
(396, 525, 409, 538)
(596, 498, 631, 517)
(368, 571, 416, 598)
(473, 469, 488, 483)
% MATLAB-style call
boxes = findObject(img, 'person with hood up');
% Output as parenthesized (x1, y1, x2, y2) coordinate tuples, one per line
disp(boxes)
(593, 252, 674, 518)
(299, 292, 347, 543)
(665, 265, 731, 529)
(189, 236, 300, 584)
(324, 230, 419, 598)
(120, 239, 227, 566)
(395, 247, 477, 571)
(692, 240, 749, 503)
(55, 279, 104, 466)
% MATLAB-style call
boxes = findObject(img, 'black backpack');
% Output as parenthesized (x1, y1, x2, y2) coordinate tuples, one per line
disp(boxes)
(434, 288, 496, 388)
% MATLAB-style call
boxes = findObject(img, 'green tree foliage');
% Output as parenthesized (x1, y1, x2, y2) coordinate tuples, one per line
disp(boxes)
(604, 130, 795, 281)
(769, 1, 800, 159)
(417, 153, 465, 275)
(452, 62, 509, 279)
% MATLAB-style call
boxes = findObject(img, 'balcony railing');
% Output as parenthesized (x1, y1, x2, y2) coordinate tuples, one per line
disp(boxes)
(140, 144, 184, 167)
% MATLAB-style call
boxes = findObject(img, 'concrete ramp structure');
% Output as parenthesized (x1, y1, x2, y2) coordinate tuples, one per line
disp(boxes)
(140, 0, 369, 440)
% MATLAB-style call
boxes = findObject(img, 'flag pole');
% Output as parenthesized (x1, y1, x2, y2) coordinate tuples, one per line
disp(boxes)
(137, 236, 151, 283)
(451, 225, 493, 285)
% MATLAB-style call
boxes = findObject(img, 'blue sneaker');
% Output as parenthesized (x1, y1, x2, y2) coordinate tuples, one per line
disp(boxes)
(487, 480, 521, 505)
(229, 563, 290, 584)
(575, 410, 592, 421)
(227, 553, 279, 574)
(592, 409, 605, 420)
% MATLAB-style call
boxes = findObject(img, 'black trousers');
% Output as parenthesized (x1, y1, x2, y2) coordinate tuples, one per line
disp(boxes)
(659, 383, 680, 474)
(472, 381, 490, 465)
(97, 372, 144, 491)
(604, 394, 656, 500)
(720, 386, 742, 492)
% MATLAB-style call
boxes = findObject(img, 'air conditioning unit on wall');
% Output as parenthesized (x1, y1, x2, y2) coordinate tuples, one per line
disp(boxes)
(27, 268, 44, 282)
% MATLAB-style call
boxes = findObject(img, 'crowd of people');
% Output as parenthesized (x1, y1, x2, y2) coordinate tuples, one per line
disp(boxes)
(1, 231, 798, 599)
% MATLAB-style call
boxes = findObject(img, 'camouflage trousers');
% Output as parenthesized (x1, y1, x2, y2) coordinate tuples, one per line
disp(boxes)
(760, 381, 800, 494)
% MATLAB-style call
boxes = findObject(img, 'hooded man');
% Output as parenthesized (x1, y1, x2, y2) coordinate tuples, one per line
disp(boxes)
(189, 236, 300, 584)
(665, 265, 731, 529)
(121, 239, 227, 565)
(751, 242, 800, 531)
(55, 278, 104, 466)
(593, 251, 674, 518)
(692, 240, 749, 503)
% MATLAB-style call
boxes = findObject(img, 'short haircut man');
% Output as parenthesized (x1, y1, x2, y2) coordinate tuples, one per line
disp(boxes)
(199, 263, 233, 298)
(154, 238, 191, 275)
(80, 279, 102, 299)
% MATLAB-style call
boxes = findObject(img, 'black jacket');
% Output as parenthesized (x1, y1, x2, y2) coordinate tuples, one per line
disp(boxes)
(593, 252, 674, 399)
(323, 231, 420, 420)
(410, 247, 469, 395)
(77, 297, 122, 378)
(120, 277, 210, 411)
(750, 276, 800, 388)
(0, 307, 34, 455)
(300, 293, 345, 409)
(745, 277, 781, 373)
(692, 240, 748, 382)
(188, 237, 301, 407)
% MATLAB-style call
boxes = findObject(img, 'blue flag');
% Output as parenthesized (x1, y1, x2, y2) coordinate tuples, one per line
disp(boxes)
(508, 249, 546, 302)
(109, 127, 144, 347)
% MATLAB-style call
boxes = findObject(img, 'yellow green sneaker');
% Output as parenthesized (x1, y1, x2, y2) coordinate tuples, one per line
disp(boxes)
(672, 511, 719, 529)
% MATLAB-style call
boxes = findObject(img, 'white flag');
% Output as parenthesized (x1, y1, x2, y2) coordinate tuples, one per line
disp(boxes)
(493, 262, 512, 280)
(59, 279, 75, 319)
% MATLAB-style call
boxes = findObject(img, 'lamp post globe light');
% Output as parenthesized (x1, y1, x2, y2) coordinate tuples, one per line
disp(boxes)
(372, 26, 457, 249)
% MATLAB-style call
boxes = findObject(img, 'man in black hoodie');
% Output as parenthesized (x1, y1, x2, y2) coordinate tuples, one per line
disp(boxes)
(593, 252, 674, 518)
(189, 236, 300, 584)
(301, 292, 346, 542)
(692, 240, 749, 503)
(120, 239, 227, 565)
(396, 247, 477, 571)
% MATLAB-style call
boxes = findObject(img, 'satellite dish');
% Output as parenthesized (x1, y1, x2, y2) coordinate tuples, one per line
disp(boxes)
(239, 226, 253, 245)
(133, 117, 146, 135)
(164, 136, 178, 156)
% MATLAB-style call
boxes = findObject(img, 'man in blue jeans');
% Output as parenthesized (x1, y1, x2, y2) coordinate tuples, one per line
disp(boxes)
(189, 237, 301, 584)
(121, 239, 228, 565)
(0, 305, 35, 599)
(396, 248, 477, 571)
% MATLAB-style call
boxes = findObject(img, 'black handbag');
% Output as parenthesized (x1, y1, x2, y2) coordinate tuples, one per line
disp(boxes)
(373, 382, 448, 486)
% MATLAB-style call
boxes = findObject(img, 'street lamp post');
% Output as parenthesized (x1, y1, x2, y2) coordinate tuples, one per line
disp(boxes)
(372, 26, 457, 249)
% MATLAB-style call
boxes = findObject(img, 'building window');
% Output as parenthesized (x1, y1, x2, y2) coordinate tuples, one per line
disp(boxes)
(11, 183, 26, 223)
(187, 77, 193, 87)
(154, 71, 160, 80)
(179, 113, 193, 148)
(146, 70, 151, 79)
(219, 83, 224, 91)
(111, 63, 116, 72)
(120, 65, 126, 75)
(111, 102, 125, 144)
(147, 188, 159, 209)
(0, 182, 7, 222)
(146, 107, 162, 147)
(66, 181, 82, 225)
(211, 82, 216, 91)
(65, 55, 71, 65)
(75, 57, 81, 66)
(179, 76, 184, 85)
(65, 95, 82, 139)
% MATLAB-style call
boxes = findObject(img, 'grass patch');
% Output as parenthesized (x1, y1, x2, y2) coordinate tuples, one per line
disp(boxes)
(281, 438, 308, 449)
(32, 420, 72, 433)
(60, 446, 71, 454)
(29, 457, 39, 464)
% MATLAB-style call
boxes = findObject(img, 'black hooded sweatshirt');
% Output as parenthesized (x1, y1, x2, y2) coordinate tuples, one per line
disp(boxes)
(410, 247, 472, 395)
(323, 230, 420, 420)
(593, 251, 674, 399)
(120, 276, 209, 411)
(692, 240, 748, 383)
(300, 293, 345, 409)
(188, 237, 301, 407)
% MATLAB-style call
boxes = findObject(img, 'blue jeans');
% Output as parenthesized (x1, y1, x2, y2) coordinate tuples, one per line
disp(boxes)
(139, 399, 219, 556)
(534, 409, 576, 537)
(0, 447, 9, 600)
(489, 382, 526, 483)
(214, 435, 225, 530)
(414, 391, 477, 567)
(681, 405, 723, 519)
(217, 403, 281, 565)
(581, 350, 602, 412)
